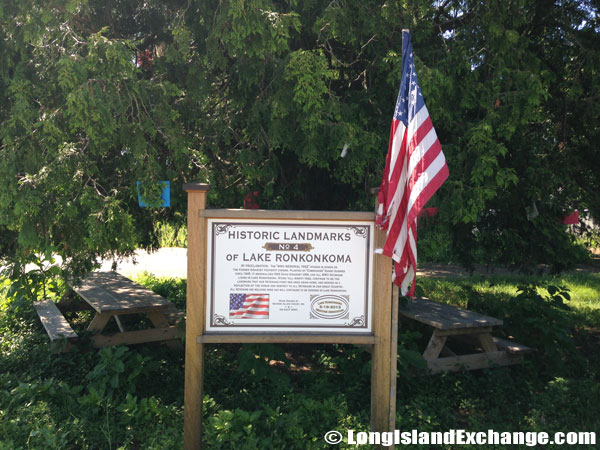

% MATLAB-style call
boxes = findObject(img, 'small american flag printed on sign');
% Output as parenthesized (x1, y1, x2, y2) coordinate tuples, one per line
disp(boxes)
(229, 294, 270, 319)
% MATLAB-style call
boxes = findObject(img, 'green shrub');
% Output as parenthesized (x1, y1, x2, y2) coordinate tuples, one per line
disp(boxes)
(526, 377, 600, 433)
(417, 225, 455, 264)
(154, 222, 188, 248)
(134, 273, 186, 310)
(1, 273, 599, 449)
(497, 284, 578, 374)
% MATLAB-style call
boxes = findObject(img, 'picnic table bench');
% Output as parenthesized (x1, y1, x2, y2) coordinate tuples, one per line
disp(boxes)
(399, 297, 532, 373)
(33, 300, 79, 352)
(34, 272, 183, 352)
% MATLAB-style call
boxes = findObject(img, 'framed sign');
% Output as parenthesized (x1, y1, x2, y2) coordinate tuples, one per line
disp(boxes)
(183, 186, 396, 450)
(205, 218, 374, 334)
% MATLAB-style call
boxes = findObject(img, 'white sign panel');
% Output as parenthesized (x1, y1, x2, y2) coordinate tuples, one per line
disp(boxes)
(205, 219, 374, 334)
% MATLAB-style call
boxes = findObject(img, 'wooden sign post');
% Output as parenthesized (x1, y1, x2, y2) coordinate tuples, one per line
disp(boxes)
(183, 183, 210, 450)
(183, 183, 396, 449)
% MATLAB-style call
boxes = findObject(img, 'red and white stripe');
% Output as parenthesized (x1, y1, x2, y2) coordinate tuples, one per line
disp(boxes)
(377, 105, 448, 296)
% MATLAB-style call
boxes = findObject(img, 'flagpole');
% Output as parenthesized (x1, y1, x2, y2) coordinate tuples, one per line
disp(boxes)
(388, 284, 399, 431)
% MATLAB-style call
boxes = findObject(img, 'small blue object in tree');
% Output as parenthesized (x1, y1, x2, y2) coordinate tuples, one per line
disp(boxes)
(137, 181, 170, 207)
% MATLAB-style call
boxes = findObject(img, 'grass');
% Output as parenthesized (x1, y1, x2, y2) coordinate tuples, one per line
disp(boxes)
(154, 221, 187, 248)
(420, 270, 600, 301)
(418, 271, 600, 326)
(1, 270, 599, 449)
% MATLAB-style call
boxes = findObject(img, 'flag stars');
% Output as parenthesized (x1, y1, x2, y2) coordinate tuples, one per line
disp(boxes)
(410, 88, 418, 105)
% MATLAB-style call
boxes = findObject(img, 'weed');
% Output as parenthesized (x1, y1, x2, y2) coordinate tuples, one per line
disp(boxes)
(1, 272, 599, 448)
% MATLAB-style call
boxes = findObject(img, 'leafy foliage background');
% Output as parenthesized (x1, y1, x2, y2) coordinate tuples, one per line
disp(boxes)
(1, 0, 598, 282)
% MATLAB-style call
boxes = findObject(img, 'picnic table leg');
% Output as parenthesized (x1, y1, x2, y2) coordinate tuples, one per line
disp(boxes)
(477, 333, 498, 353)
(423, 330, 448, 360)
(114, 315, 126, 333)
(87, 312, 113, 333)
(147, 311, 182, 350)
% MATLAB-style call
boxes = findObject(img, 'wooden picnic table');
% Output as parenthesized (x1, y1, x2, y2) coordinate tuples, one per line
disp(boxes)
(399, 297, 531, 373)
(74, 272, 182, 348)
(34, 271, 183, 351)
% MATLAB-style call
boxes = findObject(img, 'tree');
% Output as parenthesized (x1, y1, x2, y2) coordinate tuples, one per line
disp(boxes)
(426, 0, 600, 270)
(0, 0, 193, 291)
(1, 0, 598, 293)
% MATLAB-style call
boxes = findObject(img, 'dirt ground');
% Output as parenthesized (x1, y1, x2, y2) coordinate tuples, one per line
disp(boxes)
(99, 247, 189, 279)
(102, 248, 599, 280)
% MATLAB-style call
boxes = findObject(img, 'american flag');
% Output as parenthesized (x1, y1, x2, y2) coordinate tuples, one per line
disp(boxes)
(229, 293, 270, 319)
(376, 30, 449, 297)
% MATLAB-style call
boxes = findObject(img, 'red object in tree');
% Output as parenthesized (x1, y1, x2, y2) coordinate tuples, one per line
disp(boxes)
(416, 207, 440, 228)
(136, 49, 153, 71)
(243, 191, 260, 209)
(424, 207, 439, 217)
(563, 210, 579, 225)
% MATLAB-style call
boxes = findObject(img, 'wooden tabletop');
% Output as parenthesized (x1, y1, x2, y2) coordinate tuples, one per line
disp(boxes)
(73, 272, 174, 314)
(399, 297, 503, 330)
